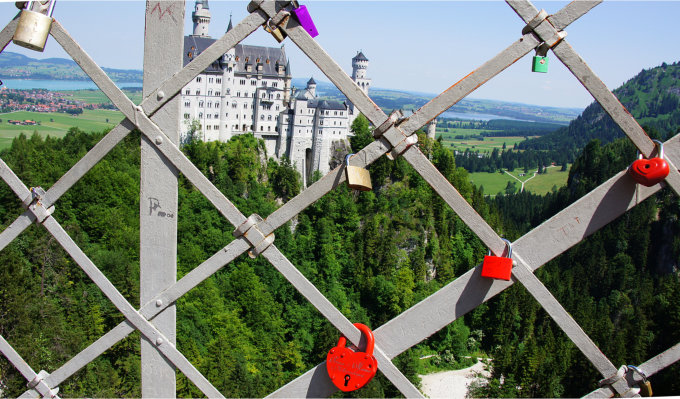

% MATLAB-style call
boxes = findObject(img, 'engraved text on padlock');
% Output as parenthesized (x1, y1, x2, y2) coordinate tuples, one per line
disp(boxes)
(13, 1, 56, 52)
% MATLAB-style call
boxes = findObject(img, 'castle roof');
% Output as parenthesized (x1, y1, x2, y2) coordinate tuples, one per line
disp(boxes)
(308, 99, 346, 110)
(307, 77, 316, 85)
(183, 37, 287, 76)
(197, 0, 209, 9)
(353, 51, 368, 62)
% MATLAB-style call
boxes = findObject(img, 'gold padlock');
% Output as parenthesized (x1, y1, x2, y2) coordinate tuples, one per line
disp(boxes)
(345, 154, 372, 191)
(263, 18, 287, 43)
(13, 1, 56, 52)
(628, 365, 652, 397)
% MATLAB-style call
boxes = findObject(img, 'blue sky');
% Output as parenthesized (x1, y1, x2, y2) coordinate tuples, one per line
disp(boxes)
(2, 1, 679, 109)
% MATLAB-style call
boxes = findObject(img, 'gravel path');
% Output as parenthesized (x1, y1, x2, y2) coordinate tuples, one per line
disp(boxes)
(418, 360, 491, 398)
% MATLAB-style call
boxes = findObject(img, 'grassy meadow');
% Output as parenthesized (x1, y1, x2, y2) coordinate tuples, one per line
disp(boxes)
(469, 165, 570, 196)
(0, 109, 125, 150)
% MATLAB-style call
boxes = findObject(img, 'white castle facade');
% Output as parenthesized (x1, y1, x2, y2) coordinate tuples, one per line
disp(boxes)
(181, 0, 370, 185)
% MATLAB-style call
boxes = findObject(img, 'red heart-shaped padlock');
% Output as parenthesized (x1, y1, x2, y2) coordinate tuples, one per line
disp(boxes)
(628, 140, 670, 187)
(629, 157, 669, 187)
(326, 323, 377, 392)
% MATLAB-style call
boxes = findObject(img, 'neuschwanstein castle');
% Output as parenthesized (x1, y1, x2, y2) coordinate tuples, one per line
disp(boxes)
(181, 0, 370, 185)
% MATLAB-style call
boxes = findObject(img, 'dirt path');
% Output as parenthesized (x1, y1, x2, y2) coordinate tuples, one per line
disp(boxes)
(419, 360, 491, 398)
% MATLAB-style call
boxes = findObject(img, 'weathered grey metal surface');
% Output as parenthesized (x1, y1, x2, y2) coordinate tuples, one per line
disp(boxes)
(1, 1, 680, 397)
(262, 246, 423, 398)
(0, 13, 19, 52)
(42, 216, 224, 398)
(140, 2, 184, 397)
(548, 0, 602, 31)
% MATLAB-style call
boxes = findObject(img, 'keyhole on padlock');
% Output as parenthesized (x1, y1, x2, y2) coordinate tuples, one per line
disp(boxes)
(344, 375, 350, 386)
(645, 164, 650, 169)
(540, 59, 545, 64)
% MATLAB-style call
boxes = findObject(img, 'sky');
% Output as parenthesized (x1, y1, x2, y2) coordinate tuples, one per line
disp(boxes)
(1, 0, 680, 109)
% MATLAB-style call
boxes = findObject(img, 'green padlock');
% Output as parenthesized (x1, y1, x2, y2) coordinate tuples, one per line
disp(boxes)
(532, 56, 548, 73)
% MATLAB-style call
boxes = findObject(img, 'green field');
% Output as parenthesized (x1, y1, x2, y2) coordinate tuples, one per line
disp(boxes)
(61, 89, 143, 105)
(0, 110, 125, 150)
(469, 165, 570, 196)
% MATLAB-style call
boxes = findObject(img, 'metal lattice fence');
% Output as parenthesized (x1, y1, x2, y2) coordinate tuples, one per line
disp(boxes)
(1, 1, 679, 397)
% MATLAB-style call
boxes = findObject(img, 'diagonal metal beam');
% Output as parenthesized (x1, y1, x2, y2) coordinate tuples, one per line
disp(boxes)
(41, 215, 224, 398)
(0, 12, 20, 53)
(548, 0, 602, 31)
(270, 134, 680, 396)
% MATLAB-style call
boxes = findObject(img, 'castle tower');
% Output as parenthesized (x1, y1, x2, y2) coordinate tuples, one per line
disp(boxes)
(192, 0, 211, 37)
(349, 51, 370, 118)
(427, 119, 437, 139)
(306, 77, 317, 98)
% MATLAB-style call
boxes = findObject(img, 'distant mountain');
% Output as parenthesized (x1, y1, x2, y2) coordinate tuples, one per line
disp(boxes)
(292, 78, 582, 125)
(520, 61, 680, 151)
(0, 52, 143, 82)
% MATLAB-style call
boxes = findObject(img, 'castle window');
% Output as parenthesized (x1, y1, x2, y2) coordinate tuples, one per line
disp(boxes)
(320, 121, 323, 125)
(214, 125, 219, 130)
(251, 80, 256, 86)
(196, 90, 201, 95)
(277, 94, 280, 99)
(231, 103, 237, 109)
(199, 101, 204, 107)
(208, 77, 213, 83)
(225, 113, 228, 117)
(185, 89, 190, 95)
(216, 78, 222, 84)
(268, 126, 271, 131)
(215, 91, 220, 96)
(214, 113, 218, 118)
(196, 77, 202, 83)
(240, 79, 246, 85)
(276, 105, 279, 111)
(215, 102, 220, 108)
(207, 114, 211, 119)
(207, 102, 212, 108)
(207, 90, 213, 96)
(183, 113, 189, 119)
(268, 115, 272, 121)
(335, 111, 338, 115)
(262, 81, 267, 87)
(244, 92, 248, 97)
(236, 92, 240, 97)
(243, 104, 248, 109)
(260, 115, 264, 120)
(206, 125, 211, 130)
(199, 112, 203, 118)
(184, 101, 190, 107)
(273, 82, 278, 88)
(226, 89, 230, 95)
(334, 121, 336, 125)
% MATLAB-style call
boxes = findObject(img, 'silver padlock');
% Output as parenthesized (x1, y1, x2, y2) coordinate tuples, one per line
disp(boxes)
(345, 153, 372, 191)
(13, 1, 57, 52)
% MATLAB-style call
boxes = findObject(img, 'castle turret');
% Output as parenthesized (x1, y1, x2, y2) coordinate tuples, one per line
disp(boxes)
(427, 118, 437, 139)
(351, 51, 371, 95)
(306, 77, 317, 98)
(349, 51, 371, 119)
(192, 0, 211, 37)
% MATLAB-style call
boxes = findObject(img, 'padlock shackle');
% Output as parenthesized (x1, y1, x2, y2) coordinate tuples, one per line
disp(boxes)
(637, 139, 665, 160)
(335, 323, 375, 356)
(487, 238, 512, 258)
(345, 153, 354, 167)
(46, 0, 57, 18)
(627, 365, 648, 382)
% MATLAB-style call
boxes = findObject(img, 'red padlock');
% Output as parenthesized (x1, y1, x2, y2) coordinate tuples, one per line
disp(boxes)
(326, 323, 377, 392)
(481, 239, 514, 281)
(628, 140, 670, 187)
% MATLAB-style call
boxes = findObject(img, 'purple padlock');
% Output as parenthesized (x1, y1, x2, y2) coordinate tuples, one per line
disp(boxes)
(292, 5, 319, 38)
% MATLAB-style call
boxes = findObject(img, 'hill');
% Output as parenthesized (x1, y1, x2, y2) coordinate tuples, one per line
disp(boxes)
(0, 52, 143, 82)
(520, 61, 680, 151)
(292, 78, 582, 124)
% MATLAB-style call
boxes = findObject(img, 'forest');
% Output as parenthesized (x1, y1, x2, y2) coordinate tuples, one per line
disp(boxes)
(0, 62, 679, 397)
